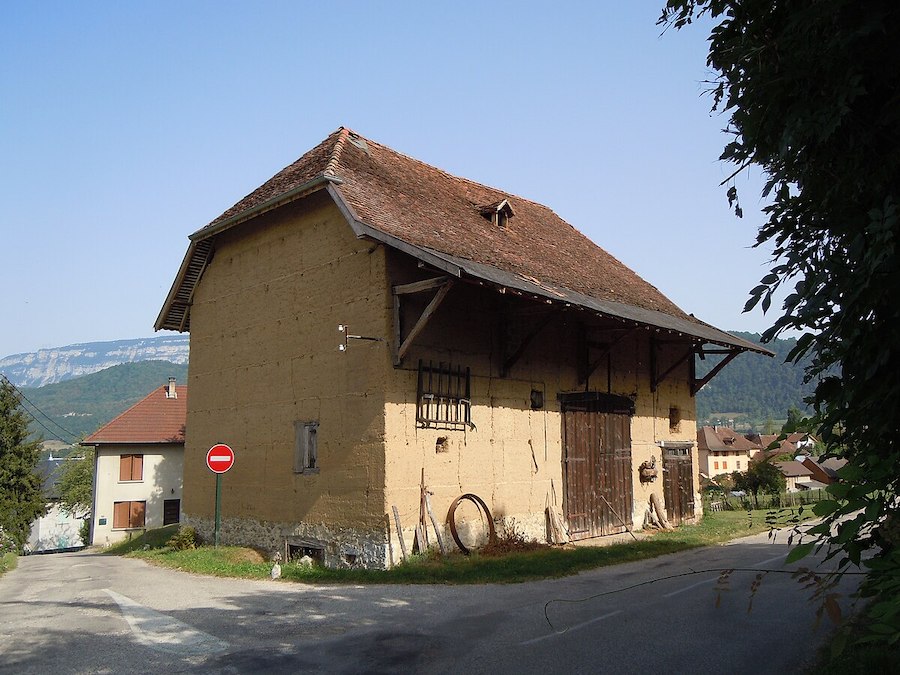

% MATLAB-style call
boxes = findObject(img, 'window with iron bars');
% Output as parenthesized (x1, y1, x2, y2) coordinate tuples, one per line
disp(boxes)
(416, 360, 472, 430)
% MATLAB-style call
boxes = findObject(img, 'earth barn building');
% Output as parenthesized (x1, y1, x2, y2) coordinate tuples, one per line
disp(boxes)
(156, 128, 769, 568)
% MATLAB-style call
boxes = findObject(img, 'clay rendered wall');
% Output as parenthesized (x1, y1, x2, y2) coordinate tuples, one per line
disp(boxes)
(183, 193, 391, 567)
(628, 335, 700, 526)
(382, 259, 698, 555)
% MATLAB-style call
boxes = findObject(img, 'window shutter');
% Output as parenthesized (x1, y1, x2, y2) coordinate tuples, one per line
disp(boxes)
(130, 501, 146, 528)
(133, 454, 143, 481)
(119, 455, 131, 482)
(113, 501, 129, 528)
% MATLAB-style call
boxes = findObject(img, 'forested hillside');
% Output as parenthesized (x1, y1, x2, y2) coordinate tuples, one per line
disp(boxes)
(20, 361, 188, 442)
(15, 332, 813, 441)
(695, 332, 817, 430)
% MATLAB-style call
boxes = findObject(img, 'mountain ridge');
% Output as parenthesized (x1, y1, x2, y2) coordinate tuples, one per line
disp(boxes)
(0, 335, 189, 387)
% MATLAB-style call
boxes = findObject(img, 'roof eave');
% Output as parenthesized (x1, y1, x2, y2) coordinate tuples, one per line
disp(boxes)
(189, 174, 341, 243)
(81, 439, 185, 447)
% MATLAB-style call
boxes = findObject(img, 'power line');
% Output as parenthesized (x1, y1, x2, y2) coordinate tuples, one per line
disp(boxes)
(1, 374, 82, 443)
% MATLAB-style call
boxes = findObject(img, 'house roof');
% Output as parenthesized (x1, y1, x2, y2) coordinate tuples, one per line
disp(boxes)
(155, 127, 772, 357)
(82, 384, 187, 445)
(697, 426, 760, 453)
(775, 460, 814, 478)
(802, 456, 847, 479)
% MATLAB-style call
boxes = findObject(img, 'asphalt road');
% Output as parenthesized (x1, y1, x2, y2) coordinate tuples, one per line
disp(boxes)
(0, 530, 861, 674)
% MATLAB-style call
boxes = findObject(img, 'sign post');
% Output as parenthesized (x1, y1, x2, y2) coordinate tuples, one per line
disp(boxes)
(206, 444, 235, 547)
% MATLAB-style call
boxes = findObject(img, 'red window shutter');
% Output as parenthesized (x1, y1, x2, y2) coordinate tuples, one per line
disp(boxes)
(132, 455, 144, 481)
(113, 501, 129, 528)
(119, 455, 131, 482)
(130, 501, 146, 528)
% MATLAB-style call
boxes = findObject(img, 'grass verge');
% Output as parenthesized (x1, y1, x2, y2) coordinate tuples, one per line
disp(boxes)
(0, 552, 17, 576)
(107, 507, 808, 584)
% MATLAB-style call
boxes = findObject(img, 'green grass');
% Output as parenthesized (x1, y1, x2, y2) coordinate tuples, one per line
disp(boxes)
(110, 508, 810, 584)
(102, 524, 181, 555)
(0, 552, 17, 576)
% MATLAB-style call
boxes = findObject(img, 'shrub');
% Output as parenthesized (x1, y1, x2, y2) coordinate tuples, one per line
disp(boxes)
(480, 519, 548, 557)
(0, 528, 16, 556)
(166, 526, 199, 551)
(79, 518, 91, 546)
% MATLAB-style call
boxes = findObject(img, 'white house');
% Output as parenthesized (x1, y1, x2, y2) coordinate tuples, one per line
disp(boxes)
(82, 378, 186, 545)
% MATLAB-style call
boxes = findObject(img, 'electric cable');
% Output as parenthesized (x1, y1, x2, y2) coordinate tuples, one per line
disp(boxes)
(1, 374, 82, 443)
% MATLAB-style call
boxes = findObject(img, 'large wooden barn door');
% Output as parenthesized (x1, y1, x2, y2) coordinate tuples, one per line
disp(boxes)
(562, 399, 633, 540)
(663, 448, 695, 526)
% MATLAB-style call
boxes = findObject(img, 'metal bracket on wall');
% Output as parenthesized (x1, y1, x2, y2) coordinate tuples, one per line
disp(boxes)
(337, 324, 384, 351)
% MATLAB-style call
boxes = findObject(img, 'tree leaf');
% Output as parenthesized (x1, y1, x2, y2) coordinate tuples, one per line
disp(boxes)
(786, 541, 816, 564)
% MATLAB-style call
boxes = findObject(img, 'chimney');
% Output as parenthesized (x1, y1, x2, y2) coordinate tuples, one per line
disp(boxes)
(166, 377, 177, 399)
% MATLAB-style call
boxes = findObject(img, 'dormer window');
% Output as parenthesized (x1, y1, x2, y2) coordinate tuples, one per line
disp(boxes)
(479, 199, 514, 228)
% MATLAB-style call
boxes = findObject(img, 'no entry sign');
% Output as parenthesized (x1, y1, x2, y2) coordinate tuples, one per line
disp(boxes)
(206, 444, 235, 474)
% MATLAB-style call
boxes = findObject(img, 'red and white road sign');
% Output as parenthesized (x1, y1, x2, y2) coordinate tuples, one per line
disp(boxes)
(206, 444, 235, 474)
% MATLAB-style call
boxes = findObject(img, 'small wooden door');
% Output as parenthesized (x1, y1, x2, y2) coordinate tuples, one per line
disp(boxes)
(163, 499, 181, 526)
(562, 409, 633, 539)
(663, 450, 695, 526)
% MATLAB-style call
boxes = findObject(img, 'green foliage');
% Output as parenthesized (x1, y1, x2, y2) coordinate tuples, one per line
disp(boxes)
(732, 458, 787, 508)
(0, 379, 46, 552)
(20, 361, 188, 442)
(782, 406, 804, 434)
(79, 517, 91, 546)
(0, 551, 16, 575)
(166, 525, 199, 551)
(56, 448, 94, 517)
(695, 332, 820, 426)
(661, 0, 900, 649)
(102, 523, 181, 554)
(0, 527, 17, 555)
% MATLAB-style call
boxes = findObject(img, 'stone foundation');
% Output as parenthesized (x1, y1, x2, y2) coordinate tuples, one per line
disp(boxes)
(184, 515, 389, 569)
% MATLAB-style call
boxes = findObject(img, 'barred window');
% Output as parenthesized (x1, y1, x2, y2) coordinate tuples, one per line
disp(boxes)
(416, 360, 472, 430)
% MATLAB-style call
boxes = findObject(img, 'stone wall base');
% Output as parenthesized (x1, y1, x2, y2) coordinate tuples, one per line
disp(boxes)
(184, 514, 389, 569)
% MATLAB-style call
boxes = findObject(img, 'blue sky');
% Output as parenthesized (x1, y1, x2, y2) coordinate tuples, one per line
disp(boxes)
(0, 2, 779, 359)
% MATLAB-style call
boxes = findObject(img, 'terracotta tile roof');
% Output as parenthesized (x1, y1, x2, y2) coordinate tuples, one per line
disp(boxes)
(775, 460, 813, 478)
(697, 426, 760, 453)
(82, 385, 187, 445)
(157, 127, 773, 357)
(204, 127, 684, 316)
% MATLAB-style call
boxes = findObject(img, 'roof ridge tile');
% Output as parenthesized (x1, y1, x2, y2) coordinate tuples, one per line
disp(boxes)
(324, 126, 352, 177)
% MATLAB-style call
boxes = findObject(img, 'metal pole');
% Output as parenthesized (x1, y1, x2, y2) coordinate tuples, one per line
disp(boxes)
(215, 473, 222, 548)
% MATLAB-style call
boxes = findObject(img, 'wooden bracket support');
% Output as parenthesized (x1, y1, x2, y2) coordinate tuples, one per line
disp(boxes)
(579, 328, 635, 385)
(651, 343, 695, 392)
(691, 348, 740, 395)
(501, 311, 558, 377)
(393, 277, 454, 366)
